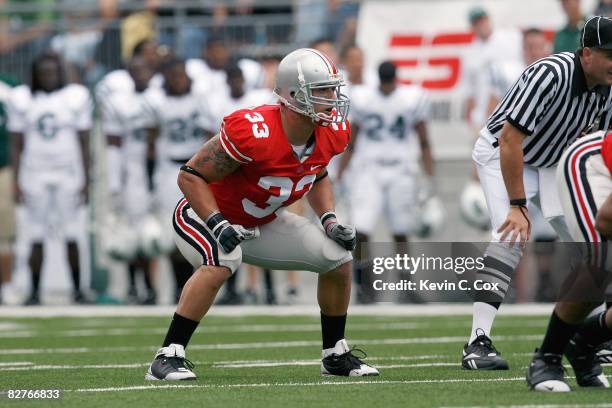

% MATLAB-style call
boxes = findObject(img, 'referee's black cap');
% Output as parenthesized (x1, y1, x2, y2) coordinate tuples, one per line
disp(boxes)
(581, 16, 612, 49)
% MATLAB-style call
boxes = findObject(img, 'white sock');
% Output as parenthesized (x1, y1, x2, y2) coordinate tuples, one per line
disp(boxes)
(469, 302, 498, 344)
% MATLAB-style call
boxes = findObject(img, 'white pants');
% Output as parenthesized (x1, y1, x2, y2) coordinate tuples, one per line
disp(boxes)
(20, 169, 83, 241)
(121, 160, 152, 221)
(473, 134, 571, 242)
(557, 132, 612, 243)
(173, 198, 352, 274)
(154, 160, 183, 217)
(349, 159, 418, 235)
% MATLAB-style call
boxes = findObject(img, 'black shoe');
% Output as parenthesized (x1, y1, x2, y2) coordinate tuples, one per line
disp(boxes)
(265, 290, 277, 305)
(127, 287, 139, 304)
(23, 293, 40, 306)
(565, 334, 610, 388)
(145, 343, 196, 381)
(595, 339, 612, 364)
(73, 290, 89, 304)
(141, 290, 157, 305)
(321, 339, 380, 376)
(461, 332, 509, 370)
(526, 349, 571, 392)
(216, 290, 242, 305)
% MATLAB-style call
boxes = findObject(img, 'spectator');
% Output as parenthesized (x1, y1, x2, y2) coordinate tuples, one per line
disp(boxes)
(553, 0, 587, 53)
(120, 4, 156, 62)
(294, 0, 328, 45)
(326, 0, 359, 52)
(0, 0, 54, 82)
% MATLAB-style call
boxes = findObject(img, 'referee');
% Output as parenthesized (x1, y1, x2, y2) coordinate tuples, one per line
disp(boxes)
(462, 16, 612, 372)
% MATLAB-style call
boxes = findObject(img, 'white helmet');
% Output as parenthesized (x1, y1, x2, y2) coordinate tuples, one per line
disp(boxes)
(273, 48, 349, 124)
(460, 181, 491, 231)
(414, 196, 447, 238)
(139, 214, 164, 258)
(103, 213, 139, 261)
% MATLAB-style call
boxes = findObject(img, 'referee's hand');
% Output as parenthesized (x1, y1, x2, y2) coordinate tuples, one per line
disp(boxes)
(497, 207, 531, 247)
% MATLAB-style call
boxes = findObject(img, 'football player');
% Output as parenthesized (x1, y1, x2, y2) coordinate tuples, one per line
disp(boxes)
(207, 63, 275, 129)
(8, 52, 92, 305)
(145, 58, 216, 303)
(336, 61, 434, 303)
(101, 55, 158, 304)
(186, 36, 264, 96)
(145, 48, 379, 380)
(527, 131, 612, 391)
(95, 39, 162, 107)
(207, 63, 280, 306)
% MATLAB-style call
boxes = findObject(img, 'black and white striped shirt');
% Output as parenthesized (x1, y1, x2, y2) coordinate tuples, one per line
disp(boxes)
(485, 52, 612, 168)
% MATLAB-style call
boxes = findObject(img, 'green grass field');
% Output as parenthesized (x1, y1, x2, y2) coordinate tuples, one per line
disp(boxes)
(1, 311, 611, 408)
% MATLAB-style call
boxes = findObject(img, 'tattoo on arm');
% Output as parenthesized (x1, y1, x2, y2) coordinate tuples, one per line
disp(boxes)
(189, 135, 240, 181)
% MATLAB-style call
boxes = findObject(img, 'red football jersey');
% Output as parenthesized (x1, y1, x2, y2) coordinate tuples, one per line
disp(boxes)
(209, 104, 350, 227)
(602, 131, 612, 175)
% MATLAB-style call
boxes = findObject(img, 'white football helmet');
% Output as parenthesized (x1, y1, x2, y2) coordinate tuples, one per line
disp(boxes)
(460, 181, 491, 231)
(414, 196, 447, 238)
(103, 213, 139, 261)
(139, 214, 164, 258)
(273, 48, 349, 124)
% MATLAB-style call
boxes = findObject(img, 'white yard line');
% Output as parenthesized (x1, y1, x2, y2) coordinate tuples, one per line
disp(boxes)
(0, 321, 550, 339)
(0, 334, 543, 355)
(0, 304, 555, 317)
(67, 377, 538, 393)
(0, 361, 459, 371)
(439, 405, 612, 408)
(211, 355, 447, 365)
(0, 363, 149, 371)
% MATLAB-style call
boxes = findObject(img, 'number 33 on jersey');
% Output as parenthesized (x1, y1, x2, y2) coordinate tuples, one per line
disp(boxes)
(209, 104, 350, 227)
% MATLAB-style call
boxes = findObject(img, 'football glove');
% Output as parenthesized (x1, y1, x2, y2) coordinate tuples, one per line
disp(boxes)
(320, 211, 356, 251)
(205, 211, 259, 253)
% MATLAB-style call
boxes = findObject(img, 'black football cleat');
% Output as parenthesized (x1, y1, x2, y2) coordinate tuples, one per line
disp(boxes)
(595, 339, 612, 364)
(462, 333, 509, 370)
(565, 335, 610, 388)
(526, 349, 571, 392)
(321, 339, 379, 377)
(145, 343, 197, 381)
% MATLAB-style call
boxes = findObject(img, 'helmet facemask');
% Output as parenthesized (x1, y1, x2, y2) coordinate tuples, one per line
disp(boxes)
(275, 62, 350, 125)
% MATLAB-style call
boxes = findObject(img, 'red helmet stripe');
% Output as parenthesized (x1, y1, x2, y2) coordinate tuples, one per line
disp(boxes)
(309, 48, 337, 75)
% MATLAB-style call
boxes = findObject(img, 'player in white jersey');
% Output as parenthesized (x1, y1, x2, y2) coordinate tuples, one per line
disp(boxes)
(7, 53, 92, 305)
(337, 61, 434, 303)
(95, 39, 162, 109)
(146, 58, 216, 302)
(102, 55, 159, 304)
(207, 64, 275, 130)
(186, 36, 264, 96)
